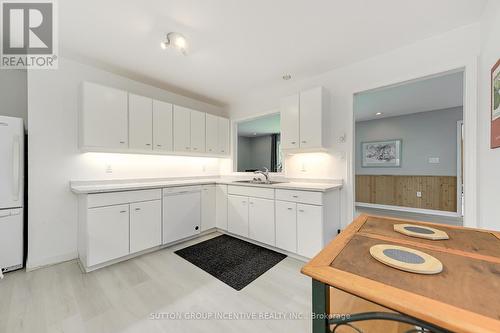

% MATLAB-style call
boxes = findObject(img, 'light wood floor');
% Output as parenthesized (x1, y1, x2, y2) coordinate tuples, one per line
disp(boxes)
(0, 233, 312, 333)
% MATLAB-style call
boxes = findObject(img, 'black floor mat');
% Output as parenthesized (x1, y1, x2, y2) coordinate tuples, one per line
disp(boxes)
(175, 235, 287, 291)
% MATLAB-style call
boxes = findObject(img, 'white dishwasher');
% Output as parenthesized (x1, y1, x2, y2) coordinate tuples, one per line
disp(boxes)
(162, 186, 201, 244)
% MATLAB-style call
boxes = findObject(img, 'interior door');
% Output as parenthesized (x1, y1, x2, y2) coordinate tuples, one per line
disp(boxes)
(129, 93, 153, 150)
(249, 197, 275, 246)
(153, 100, 173, 151)
(163, 189, 201, 244)
(0, 117, 23, 209)
(173, 105, 191, 152)
(190, 110, 206, 153)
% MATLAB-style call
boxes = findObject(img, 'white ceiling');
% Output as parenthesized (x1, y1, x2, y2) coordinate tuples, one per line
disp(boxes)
(354, 71, 464, 122)
(60, 0, 486, 106)
(238, 113, 280, 137)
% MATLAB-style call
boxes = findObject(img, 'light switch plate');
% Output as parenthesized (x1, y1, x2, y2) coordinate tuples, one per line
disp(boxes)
(416, 191, 422, 198)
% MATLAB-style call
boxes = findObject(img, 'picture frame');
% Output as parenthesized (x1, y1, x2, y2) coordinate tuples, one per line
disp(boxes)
(361, 139, 402, 168)
(491, 58, 500, 149)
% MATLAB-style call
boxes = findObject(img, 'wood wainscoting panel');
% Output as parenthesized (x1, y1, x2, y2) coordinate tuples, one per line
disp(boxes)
(356, 175, 457, 212)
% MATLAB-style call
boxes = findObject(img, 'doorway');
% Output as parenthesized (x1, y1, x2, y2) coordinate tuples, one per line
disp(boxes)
(353, 70, 465, 225)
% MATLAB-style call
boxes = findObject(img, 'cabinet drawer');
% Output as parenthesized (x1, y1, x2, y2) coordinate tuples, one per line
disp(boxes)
(275, 189, 323, 205)
(88, 189, 162, 208)
(227, 185, 274, 199)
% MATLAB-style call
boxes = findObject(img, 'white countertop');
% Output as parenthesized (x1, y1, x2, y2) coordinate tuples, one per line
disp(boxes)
(70, 177, 343, 194)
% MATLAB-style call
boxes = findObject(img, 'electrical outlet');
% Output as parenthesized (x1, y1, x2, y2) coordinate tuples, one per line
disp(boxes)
(301, 162, 307, 172)
(416, 191, 422, 198)
(428, 157, 440, 164)
(105, 165, 113, 173)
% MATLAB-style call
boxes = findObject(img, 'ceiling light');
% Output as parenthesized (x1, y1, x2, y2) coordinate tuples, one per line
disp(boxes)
(161, 32, 188, 55)
(282, 74, 292, 81)
(376, 112, 383, 116)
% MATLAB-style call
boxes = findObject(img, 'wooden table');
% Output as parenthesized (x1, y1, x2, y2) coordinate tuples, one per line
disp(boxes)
(302, 214, 500, 333)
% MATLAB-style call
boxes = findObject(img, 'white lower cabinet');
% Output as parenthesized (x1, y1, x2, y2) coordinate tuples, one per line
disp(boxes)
(201, 185, 216, 231)
(275, 200, 297, 253)
(228, 195, 249, 237)
(215, 184, 228, 230)
(87, 204, 130, 266)
(130, 200, 162, 253)
(297, 203, 323, 258)
(249, 197, 275, 246)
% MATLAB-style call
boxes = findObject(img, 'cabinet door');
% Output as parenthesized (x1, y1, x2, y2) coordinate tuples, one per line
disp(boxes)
(201, 185, 216, 231)
(280, 93, 300, 149)
(82, 82, 128, 149)
(130, 200, 161, 253)
(153, 100, 173, 151)
(297, 204, 323, 258)
(299, 87, 323, 149)
(87, 204, 129, 266)
(190, 110, 206, 153)
(249, 197, 275, 246)
(218, 117, 230, 155)
(129, 93, 153, 150)
(205, 113, 218, 154)
(163, 191, 201, 244)
(275, 200, 297, 253)
(173, 105, 191, 152)
(215, 184, 228, 230)
(228, 195, 248, 237)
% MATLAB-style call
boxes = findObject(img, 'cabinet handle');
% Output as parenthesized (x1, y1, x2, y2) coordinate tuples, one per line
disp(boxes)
(145, 143, 151, 146)
(249, 202, 254, 205)
(291, 141, 296, 144)
(186, 147, 190, 150)
(119, 141, 125, 144)
(193, 148, 198, 150)
(292, 195, 299, 198)
(221, 150, 225, 153)
(208, 149, 212, 151)
(301, 141, 307, 144)
(135, 208, 141, 211)
(298, 209, 305, 213)
(287, 207, 293, 210)
(156, 144, 162, 147)
(120, 210, 127, 213)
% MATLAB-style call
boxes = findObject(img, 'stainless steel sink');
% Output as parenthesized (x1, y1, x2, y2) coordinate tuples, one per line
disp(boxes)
(233, 180, 286, 185)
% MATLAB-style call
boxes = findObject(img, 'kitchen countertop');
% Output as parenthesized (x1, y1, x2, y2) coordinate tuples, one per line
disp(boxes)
(70, 177, 343, 194)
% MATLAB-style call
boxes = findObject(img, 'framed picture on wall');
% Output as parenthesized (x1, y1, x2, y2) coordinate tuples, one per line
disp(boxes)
(361, 139, 402, 168)
(491, 58, 500, 148)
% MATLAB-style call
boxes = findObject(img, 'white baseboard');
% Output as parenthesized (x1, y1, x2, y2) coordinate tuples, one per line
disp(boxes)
(26, 252, 78, 272)
(355, 202, 461, 218)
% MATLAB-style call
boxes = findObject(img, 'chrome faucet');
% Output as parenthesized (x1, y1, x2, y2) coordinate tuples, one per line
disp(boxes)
(254, 167, 270, 183)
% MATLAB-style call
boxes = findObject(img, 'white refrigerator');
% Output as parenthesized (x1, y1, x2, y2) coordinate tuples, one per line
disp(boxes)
(0, 116, 24, 273)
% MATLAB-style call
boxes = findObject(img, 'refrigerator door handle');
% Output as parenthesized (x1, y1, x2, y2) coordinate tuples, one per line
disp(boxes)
(12, 135, 20, 201)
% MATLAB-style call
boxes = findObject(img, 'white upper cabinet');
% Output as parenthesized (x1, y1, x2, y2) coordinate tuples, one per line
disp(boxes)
(280, 94, 300, 149)
(173, 105, 192, 152)
(128, 93, 153, 150)
(299, 87, 326, 149)
(280, 86, 328, 151)
(205, 113, 218, 154)
(190, 110, 206, 153)
(218, 117, 230, 155)
(81, 82, 128, 149)
(153, 100, 173, 151)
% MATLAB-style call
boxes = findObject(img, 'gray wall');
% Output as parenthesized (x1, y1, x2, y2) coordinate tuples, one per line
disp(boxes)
(237, 135, 272, 172)
(0, 70, 27, 128)
(356, 107, 463, 176)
